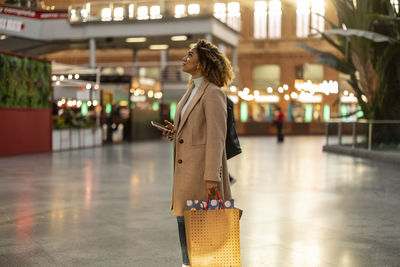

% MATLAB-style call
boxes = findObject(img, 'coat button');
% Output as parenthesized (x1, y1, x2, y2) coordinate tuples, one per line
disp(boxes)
(179, 139, 184, 144)
(178, 159, 183, 164)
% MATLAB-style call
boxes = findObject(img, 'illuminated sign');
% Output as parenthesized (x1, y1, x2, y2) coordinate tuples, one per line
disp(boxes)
(295, 79, 339, 95)
(255, 95, 279, 103)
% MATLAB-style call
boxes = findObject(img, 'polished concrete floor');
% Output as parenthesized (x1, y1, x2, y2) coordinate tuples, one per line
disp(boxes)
(1, 136, 400, 267)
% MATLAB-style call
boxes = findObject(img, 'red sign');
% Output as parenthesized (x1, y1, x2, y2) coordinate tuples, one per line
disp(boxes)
(0, 5, 68, 20)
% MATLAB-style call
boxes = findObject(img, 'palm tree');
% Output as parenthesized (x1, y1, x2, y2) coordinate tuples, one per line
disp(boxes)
(297, 0, 400, 120)
(297, 0, 400, 144)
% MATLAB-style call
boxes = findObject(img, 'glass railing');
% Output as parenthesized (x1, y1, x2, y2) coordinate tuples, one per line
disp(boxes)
(68, 0, 241, 31)
(325, 120, 400, 151)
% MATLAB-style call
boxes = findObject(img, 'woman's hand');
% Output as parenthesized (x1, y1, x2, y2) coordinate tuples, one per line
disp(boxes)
(162, 120, 175, 141)
(205, 180, 218, 196)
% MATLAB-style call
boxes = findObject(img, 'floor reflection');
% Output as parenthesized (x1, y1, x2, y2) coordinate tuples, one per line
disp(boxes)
(1, 137, 400, 266)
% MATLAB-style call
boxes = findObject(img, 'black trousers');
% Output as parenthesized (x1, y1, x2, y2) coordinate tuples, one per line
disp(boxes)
(177, 216, 190, 265)
(276, 122, 284, 142)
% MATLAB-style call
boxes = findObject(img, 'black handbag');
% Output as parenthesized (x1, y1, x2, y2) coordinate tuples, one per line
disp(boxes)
(226, 97, 242, 160)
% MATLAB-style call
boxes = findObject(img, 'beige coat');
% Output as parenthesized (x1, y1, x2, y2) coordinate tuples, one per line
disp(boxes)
(171, 79, 232, 216)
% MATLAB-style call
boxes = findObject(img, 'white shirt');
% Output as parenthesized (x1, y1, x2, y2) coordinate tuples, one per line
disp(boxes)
(180, 76, 204, 120)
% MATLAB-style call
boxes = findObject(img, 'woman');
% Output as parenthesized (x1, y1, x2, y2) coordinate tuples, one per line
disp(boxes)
(161, 39, 234, 267)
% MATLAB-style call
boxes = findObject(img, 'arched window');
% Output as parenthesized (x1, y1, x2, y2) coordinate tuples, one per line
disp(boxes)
(296, 0, 325, 37)
(254, 0, 281, 39)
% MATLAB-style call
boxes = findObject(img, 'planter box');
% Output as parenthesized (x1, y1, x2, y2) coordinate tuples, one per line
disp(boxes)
(0, 108, 52, 157)
(52, 128, 102, 151)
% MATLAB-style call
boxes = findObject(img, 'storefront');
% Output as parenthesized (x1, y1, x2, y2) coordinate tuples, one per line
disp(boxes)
(228, 79, 362, 135)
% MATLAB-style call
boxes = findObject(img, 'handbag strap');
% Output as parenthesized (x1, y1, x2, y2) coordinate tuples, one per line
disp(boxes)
(206, 189, 225, 211)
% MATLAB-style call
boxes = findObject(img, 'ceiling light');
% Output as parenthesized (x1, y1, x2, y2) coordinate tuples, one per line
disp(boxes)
(149, 44, 169, 50)
(171, 35, 188, 41)
(126, 37, 147, 43)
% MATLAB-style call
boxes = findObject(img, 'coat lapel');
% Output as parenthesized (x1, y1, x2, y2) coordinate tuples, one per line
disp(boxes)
(174, 85, 194, 130)
(176, 80, 209, 135)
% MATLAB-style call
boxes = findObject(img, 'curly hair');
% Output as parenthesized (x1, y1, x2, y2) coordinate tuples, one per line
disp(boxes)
(193, 39, 235, 88)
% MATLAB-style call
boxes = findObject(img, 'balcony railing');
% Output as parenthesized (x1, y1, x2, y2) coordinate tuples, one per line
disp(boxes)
(68, 0, 241, 31)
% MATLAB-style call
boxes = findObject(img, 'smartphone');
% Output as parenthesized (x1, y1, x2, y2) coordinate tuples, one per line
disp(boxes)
(151, 121, 170, 131)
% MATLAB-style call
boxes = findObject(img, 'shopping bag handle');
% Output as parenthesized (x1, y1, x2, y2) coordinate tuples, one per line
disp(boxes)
(206, 189, 224, 211)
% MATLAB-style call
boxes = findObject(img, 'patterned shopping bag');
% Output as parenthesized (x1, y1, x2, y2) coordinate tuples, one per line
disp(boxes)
(184, 191, 242, 267)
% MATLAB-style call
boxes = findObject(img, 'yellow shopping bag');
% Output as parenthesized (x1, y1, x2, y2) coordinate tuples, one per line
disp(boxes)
(184, 192, 242, 267)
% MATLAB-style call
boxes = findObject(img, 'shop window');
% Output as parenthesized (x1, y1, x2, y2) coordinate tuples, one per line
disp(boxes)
(254, 1, 281, 39)
(227, 2, 241, 31)
(303, 63, 323, 82)
(139, 67, 160, 80)
(175, 4, 186, 18)
(188, 4, 200, 15)
(252, 103, 270, 121)
(253, 64, 281, 89)
(137, 6, 149, 20)
(150, 5, 162, 19)
(296, 0, 325, 37)
(214, 3, 227, 23)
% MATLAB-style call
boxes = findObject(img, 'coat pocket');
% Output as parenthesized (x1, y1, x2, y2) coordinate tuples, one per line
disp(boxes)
(189, 118, 206, 146)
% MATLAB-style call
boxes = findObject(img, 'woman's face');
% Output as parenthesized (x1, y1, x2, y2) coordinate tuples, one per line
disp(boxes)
(182, 48, 202, 76)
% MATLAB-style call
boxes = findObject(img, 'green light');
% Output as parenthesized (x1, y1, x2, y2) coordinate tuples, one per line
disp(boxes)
(305, 104, 312, 122)
(240, 102, 248, 122)
(81, 102, 88, 116)
(323, 104, 330, 121)
(341, 104, 347, 121)
(357, 106, 364, 118)
(170, 102, 176, 121)
(268, 104, 273, 121)
(131, 103, 135, 109)
(287, 103, 293, 121)
(152, 102, 160, 111)
(106, 104, 112, 114)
